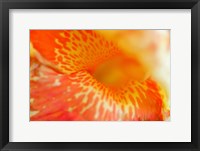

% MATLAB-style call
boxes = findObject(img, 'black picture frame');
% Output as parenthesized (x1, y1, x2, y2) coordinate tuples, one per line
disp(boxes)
(0, 0, 200, 151)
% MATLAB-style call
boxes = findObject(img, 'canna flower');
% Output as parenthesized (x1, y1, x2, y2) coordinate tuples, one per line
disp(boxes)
(30, 30, 170, 121)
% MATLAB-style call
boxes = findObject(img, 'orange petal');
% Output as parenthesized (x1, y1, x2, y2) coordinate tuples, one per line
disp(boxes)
(30, 30, 169, 121)
(30, 58, 166, 121)
(30, 30, 121, 74)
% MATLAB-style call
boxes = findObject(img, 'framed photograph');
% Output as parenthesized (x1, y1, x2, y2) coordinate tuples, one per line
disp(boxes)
(0, 0, 199, 150)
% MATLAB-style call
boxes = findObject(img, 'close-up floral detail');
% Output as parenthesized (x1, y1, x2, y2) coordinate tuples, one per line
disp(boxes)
(30, 30, 170, 121)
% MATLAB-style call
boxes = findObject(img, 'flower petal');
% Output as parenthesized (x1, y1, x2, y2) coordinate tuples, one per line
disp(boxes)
(30, 58, 167, 121)
(30, 30, 120, 74)
(30, 30, 170, 121)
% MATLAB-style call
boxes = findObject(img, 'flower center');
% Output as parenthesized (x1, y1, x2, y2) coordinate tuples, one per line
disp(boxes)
(90, 55, 147, 89)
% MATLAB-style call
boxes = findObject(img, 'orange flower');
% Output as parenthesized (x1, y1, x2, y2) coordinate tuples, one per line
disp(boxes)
(30, 30, 170, 121)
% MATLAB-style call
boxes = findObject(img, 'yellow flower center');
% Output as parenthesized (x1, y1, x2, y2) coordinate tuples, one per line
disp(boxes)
(91, 55, 147, 89)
